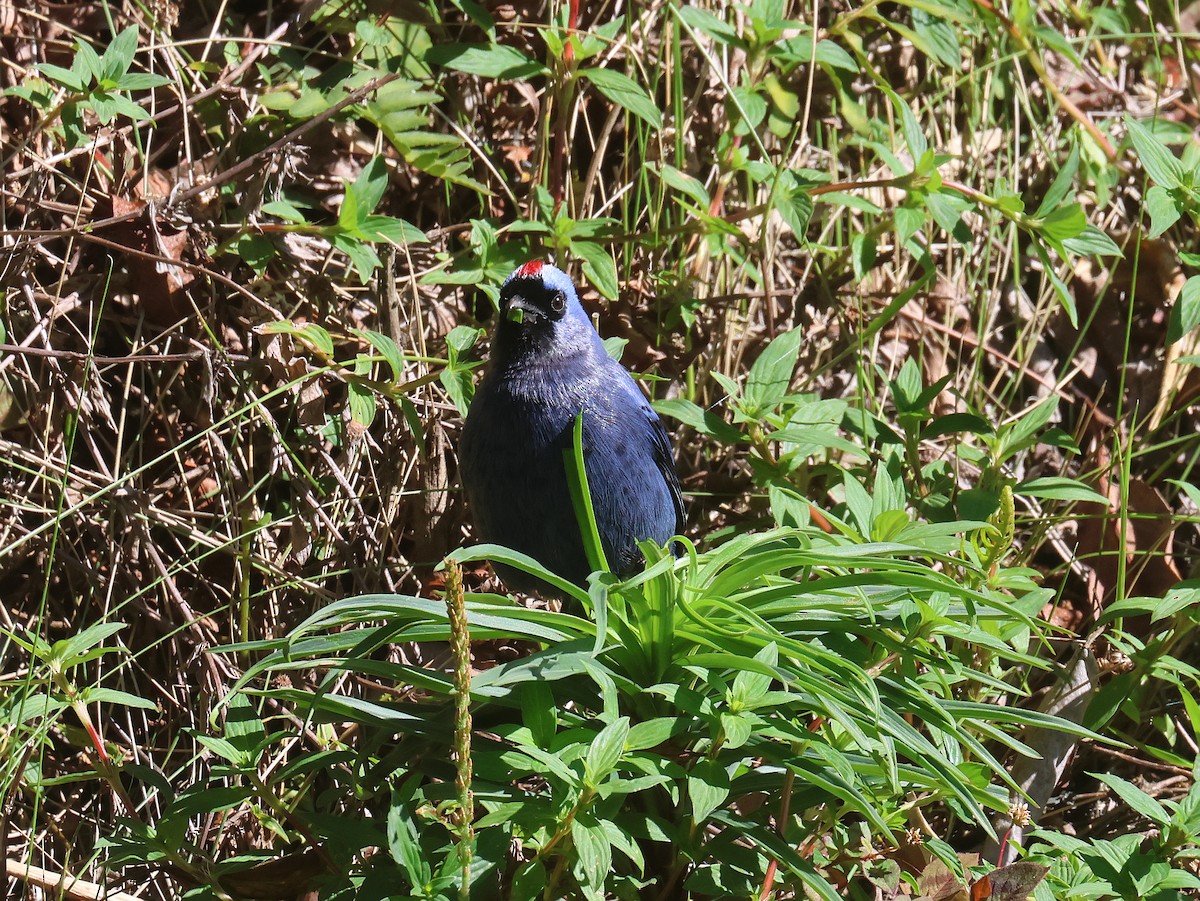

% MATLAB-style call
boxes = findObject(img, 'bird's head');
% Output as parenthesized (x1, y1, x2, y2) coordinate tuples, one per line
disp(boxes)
(493, 260, 599, 360)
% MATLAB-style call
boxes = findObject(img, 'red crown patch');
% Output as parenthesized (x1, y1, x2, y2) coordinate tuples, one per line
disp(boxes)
(515, 259, 544, 278)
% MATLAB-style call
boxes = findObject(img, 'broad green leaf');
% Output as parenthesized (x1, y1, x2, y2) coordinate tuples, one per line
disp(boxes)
(1145, 185, 1182, 237)
(1091, 772, 1171, 826)
(351, 156, 390, 219)
(37, 63, 87, 91)
(910, 7, 961, 68)
(677, 6, 744, 47)
(53, 622, 126, 665)
(1040, 204, 1086, 242)
(743, 328, 804, 416)
(584, 716, 629, 786)
(1061, 225, 1123, 257)
(654, 163, 710, 206)
(356, 214, 428, 245)
(100, 26, 140, 83)
(348, 381, 376, 428)
(80, 687, 158, 711)
(1168, 274, 1200, 344)
(1126, 117, 1185, 188)
(573, 241, 618, 300)
(387, 802, 431, 886)
(581, 67, 662, 128)
(427, 43, 546, 79)
(358, 329, 406, 381)
(571, 816, 612, 900)
(117, 72, 171, 90)
(1015, 477, 1107, 504)
(653, 397, 743, 443)
(688, 758, 730, 822)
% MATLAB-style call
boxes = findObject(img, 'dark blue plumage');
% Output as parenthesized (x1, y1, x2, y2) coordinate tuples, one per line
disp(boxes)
(459, 260, 684, 595)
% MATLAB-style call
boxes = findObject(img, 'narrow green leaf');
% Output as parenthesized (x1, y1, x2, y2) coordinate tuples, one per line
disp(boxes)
(1035, 142, 1080, 219)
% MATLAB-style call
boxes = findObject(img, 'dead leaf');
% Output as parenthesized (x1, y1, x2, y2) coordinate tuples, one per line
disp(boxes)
(917, 858, 970, 901)
(94, 193, 196, 323)
(970, 862, 1049, 901)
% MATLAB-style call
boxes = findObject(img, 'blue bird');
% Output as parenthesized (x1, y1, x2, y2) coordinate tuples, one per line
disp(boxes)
(459, 260, 684, 596)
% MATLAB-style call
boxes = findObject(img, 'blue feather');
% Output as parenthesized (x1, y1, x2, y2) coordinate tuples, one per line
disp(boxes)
(460, 261, 684, 596)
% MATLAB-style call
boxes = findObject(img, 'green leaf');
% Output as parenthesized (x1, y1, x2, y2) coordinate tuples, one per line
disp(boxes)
(581, 67, 662, 128)
(814, 39, 857, 72)
(194, 734, 250, 766)
(116, 72, 171, 91)
(677, 6, 744, 47)
(1169, 274, 1200, 344)
(81, 687, 158, 711)
(743, 328, 804, 416)
(1091, 772, 1171, 826)
(358, 329, 406, 381)
(335, 234, 382, 283)
(234, 233, 274, 271)
(1039, 203, 1087, 242)
(732, 643, 777, 709)
(259, 320, 335, 359)
(427, 43, 547, 79)
(653, 397, 743, 443)
(439, 366, 474, 417)
(571, 816, 612, 900)
(261, 199, 307, 223)
(910, 7, 961, 68)
(348, 381, 376, 429)
(1061, 225, 1123, 257)
(37, 63, 87, 91)
(100, 26, 140, 83)
(573, 242, 618, 300)
(584, 716, 629, 787)
(1145, 185, 1183, 237)
(53, 622, 126, 666)
(775, 169, 814, 238)
(654, 163, 710, 206)
(1035, 142, 1080, 219)
(850, 232, 876, 280)
(924, 191, 971, 242)
(387, 802, 431, 887)
(356, 214, 428, 246)
(1015, 476, 1108, 504)
(75, 41, 103, 83)
(688, 758, 730, 822)
(1126, 116, 1185, 188)
(350, 156, 390, 219)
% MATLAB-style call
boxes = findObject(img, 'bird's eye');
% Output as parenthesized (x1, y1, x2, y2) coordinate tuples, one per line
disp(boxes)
(550, 292, 566, 314)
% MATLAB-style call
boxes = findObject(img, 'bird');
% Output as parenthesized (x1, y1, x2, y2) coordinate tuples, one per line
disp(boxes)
(459, 259, 684, 597)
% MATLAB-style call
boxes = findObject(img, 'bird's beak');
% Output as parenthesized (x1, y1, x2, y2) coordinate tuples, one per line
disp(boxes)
(505, 296, 538, 324)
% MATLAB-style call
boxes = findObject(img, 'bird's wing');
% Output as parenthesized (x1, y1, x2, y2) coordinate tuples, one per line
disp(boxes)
(601, 359, 687, 536)
(642, 399, 686, 536)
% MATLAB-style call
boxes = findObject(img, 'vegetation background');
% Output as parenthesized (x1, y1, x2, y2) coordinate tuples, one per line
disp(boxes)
(3, 0, 1200, 898)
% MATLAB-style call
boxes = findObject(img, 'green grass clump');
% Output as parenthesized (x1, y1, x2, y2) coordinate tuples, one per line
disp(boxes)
(3, 0, 1200, 899)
